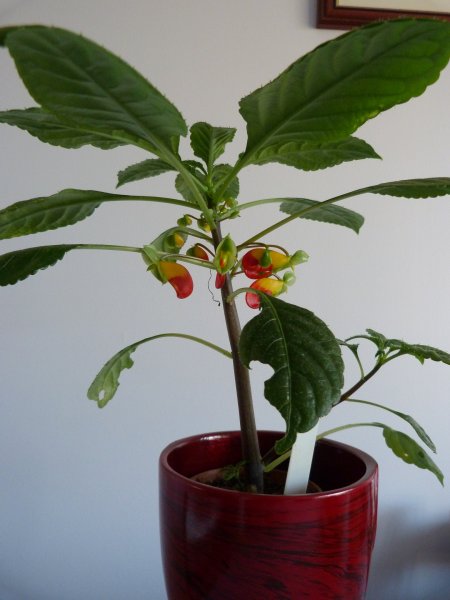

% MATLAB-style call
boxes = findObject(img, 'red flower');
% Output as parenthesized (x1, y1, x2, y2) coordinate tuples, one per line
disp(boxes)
(215, 273, 226, 289)
(242, 248, 290, 279)
(158, 261, 193, 299)
(245, 278, 285, 309)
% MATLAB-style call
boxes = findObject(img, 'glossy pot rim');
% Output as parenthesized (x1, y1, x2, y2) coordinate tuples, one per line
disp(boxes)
(160, 430, 378, 499)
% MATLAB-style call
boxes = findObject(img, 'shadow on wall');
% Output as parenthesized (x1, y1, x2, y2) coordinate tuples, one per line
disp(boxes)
(367, 510, 450, 600)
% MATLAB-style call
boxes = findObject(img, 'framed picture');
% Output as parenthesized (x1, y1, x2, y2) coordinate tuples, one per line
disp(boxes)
(317, 1, 450, 29)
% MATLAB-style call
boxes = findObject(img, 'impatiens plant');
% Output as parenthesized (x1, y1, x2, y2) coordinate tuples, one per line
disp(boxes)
(1, 20, 450, 492)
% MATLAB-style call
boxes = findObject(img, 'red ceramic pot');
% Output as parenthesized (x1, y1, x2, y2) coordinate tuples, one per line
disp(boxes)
(159, 431, 378, 600)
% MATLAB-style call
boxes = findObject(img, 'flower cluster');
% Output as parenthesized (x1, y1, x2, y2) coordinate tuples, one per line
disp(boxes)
(241, 247, 307, 308)
(241, 248, 288, 308)
(146, 226, 308, 309)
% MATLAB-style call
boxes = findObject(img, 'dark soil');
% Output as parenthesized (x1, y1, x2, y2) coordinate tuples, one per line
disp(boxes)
(192, 467, 321, 494)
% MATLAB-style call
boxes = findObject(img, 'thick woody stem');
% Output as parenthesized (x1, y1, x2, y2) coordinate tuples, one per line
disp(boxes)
(212, 225, 264, 492)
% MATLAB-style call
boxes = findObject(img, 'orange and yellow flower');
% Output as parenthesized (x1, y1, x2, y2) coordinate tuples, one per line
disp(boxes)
(245, 277, 286, 309)
(158, 261, 193, 299)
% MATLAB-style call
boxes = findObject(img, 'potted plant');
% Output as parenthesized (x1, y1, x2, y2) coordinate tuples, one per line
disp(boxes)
(1, 19, 449, 599)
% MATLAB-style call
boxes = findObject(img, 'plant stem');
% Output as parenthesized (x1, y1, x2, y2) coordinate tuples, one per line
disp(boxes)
(103, 193, 198, 209)
(339, 362, 383, 403)
(121, 332, 233, 360)
(317, 422, 385, 439)
(75, 244, 142, 253)
(168, 154, 216, 230)
(161, 254, 212, 269)
(264, 449, 292, 473)
(212, 224, 264, 492)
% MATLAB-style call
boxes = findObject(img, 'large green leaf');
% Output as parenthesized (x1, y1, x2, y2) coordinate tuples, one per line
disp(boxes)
(2, 26, 187, 154)
(239, 295, 344, 454)
(366, 329, 450, 365)
(240, 20, 450, 166)
(0, 26, 17, 45)
(248, 136, 380, 170)
(383, 427, 443, 485)
(0, 189, 194, 239)
(0, 245, 76, 285)
(279, 198, 364, 233)
(190, 122, 236, 169)
(117, 159, 176, 187)
(0, 108, 125, 149)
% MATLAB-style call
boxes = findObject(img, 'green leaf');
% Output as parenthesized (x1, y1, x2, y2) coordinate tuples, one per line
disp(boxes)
(117, 159, 176, 187)
(88, 340, 140, 408)
(337, 178, 450, 203)
(175, 165, 207, 204)
(321, 420, 443, 484)
(280, 198, 364, 233)
(0, 189, 104, 238)
(383, 427, 443, 485)
(184, 159, 206, 173)
(175, 162, 238, 205)
(390, 412, 436, 454)
(240, 20, 450, 164)
(190, 122, 236, 169)
(358, 177, 450, 199)
(0, 25, 18, 45)
(348, 398, 436, 452)
(0, 245, 76, 285)
(211, 164, 239, 200)
(0, 189, 194, 239)
(88, 333, 232, 408)
(0, 108, 125, 149)
(239, 295, 344, 454)
(366, 329, 450, 365)
(248, 136, 380, 170)
(3, 26, 187, 154)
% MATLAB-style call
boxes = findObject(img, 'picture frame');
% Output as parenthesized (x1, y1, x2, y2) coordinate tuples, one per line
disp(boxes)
(317, 1, 450, 29)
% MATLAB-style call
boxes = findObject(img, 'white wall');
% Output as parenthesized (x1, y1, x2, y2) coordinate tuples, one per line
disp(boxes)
(1, 1, 449, 598)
